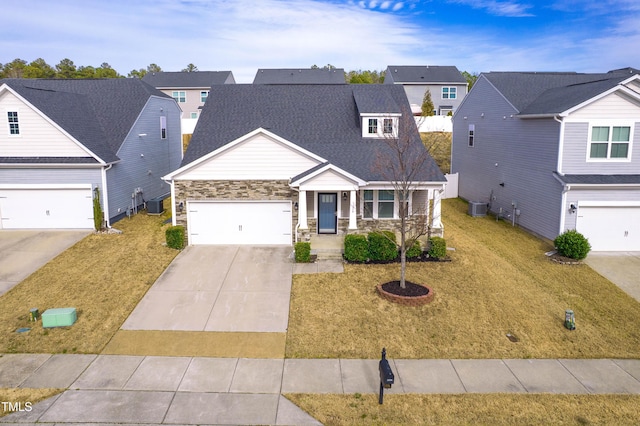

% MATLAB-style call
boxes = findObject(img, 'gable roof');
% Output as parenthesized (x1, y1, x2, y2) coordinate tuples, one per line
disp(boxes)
(481, 68, 640, 116)
(0, 78, 170, 163)
(183, 84, 446, 183)
(142, 71, 235, 88)
(385, 65, 467, 84)
(253, 68, 346, 84)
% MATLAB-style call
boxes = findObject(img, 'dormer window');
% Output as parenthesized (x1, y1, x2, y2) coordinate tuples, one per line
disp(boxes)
(362, 115, 399, 138)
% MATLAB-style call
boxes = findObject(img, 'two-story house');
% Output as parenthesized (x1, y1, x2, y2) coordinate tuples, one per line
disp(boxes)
(142, 71, 235, 134)
(253, 68, 346, 84)
(0, 78, 182, 228)
(384, 65, 468, 116)
(163, 84, 446, 245)
(451, 68, 640, 251)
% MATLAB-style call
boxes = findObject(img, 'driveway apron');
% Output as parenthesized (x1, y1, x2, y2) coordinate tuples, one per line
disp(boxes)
(121, 245, 293, 332)
(585, 252, 640, 303)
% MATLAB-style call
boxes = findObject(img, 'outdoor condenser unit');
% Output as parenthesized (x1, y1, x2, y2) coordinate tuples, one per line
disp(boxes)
(147, 198, 164, 214)
(468, 201, 488, 217)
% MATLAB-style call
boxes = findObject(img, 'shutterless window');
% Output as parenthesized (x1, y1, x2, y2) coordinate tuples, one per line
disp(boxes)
(378, 190, 394, 218)
(160, 116, 167, 139)
(200, 91, 209, 103)
(442, 87, 457, 99)
(468, 124, 475, 147)
(590, 126, 630, 159)
(368, 118, 378, 134)
(190, 112, 198, 119)
(7, 111, 19, 135)
(172, 91, 186, 102)
(363, 190, 374, 218)
(383, 118, 393, 134)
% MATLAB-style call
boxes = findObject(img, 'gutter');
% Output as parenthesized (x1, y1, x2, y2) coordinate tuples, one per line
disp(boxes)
(101, 164, 113, 228)
(554, 115, 565, 175)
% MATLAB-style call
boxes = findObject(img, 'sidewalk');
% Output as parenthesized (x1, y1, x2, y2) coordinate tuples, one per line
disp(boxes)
(2, 354, 640, 424)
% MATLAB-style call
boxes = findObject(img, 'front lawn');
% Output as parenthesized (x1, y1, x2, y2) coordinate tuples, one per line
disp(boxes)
(286, 198, 640, 359)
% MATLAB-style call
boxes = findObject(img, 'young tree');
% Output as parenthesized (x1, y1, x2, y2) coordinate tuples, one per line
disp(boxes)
(182, 63, 198, 72)
(462, 71, 478, 89)
(421, 89, 434, 116)
(374, 110, 433, 289)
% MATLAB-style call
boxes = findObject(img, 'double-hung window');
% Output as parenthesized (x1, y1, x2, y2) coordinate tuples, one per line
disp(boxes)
(368, 118, 378, 135)
(172, 91, 186, 103)
(383, 118, 394, 134)
(7, 111, 19, 135)
(363, 190, 374, 218)
(442, 87, 457, 99)
(468, 124, 475, 147)
(589, 124, 631, 160)
(363, 189, 396, 219)
(160, 116, 167, 139)
(378, 190, 394, 218)
(200, 90, 209, 103)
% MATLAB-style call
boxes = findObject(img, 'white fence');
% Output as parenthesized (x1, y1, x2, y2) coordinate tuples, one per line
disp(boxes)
(443, 173, 458, 199)
(415, 116, 452, 133)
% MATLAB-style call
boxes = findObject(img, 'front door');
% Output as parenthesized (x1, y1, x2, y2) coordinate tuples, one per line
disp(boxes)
(318, 193, 337, 234)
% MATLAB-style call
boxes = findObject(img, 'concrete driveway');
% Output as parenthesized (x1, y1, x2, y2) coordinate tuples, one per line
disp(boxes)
(122, 246, 293, 332)
(584, 252, 640, 303)
(0, 230, 90, 297)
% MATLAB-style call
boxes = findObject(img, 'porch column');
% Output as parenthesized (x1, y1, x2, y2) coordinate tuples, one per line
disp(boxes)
(349, 190, 357, 229)
(432, 189, 443, 229)
(298, 190, 308, 229)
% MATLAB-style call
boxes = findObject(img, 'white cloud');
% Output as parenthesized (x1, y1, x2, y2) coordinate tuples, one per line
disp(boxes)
(393, 2, 404, 11)
(380, 1, 392, 9)
(448, 0, 534, 17)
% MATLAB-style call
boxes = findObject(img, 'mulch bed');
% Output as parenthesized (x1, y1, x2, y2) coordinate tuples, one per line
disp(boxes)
(377, 281, 435, 306)
(345, 254, 451, 264)
(547, 252, 583, 265)
(381, 280, 430, 297)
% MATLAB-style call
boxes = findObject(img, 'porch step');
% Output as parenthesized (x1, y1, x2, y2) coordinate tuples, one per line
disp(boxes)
(312, 248, 344, 261)
(309, 234, 344, 261)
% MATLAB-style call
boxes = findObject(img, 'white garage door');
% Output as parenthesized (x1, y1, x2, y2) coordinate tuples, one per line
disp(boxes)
(576, 205, 640, 251)
(0, 186, 94, 229)
(188, 201, 292, 245)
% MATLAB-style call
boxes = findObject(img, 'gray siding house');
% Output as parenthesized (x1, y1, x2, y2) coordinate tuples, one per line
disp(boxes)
(384, 65, 468, 116)
(451, 68, 640, 251)
(253, 68, 346, 84)
(0, 78, 182, 229)
(163, 84, 446, 246)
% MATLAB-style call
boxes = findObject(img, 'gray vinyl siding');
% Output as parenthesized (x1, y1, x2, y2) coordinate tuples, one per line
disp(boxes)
(563, 187, 640, 230)
(106, 97, 182, 219)
(452, 76, 564, 240)
(562, 122, 640, 174)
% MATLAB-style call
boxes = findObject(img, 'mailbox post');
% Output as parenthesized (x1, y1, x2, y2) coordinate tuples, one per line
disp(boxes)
(378, 347, 394, 404)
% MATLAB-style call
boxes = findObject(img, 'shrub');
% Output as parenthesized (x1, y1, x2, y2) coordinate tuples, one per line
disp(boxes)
(368, 231, 398, 262)
(427, 236, 447, 259)
(406, 240, 422, 259)
(295, 242, 312, 263)
(165, 226, 185, 250)
(554, 229, 591, 260)
(344, 234, 369, 262)
(93, 187, 103, 231)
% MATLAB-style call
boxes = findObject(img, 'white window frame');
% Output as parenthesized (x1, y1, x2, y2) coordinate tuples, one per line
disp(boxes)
(172, 91, 186, 103)
(190, 112, 198, 119)
(586, 121, 633, 162)
(7, 110, 20, 136)
(362, 115, 399, 138)
(468, 124, 475, 147)
(362, 189, 406, 219)
(442, 87, 457, 99)
(200, 90, 209, 103)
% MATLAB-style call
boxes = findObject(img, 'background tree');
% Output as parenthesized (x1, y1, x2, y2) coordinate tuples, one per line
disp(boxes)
(2, 58, 27, 78)
(24, 58, 56, 78)
(77, 65, 97, 79)
(421, 89, 434, 116)
(311, 64, 337, 70)
(375, 110, 432, 289)
(182, 63, 198, 72)
(55, 58, 77, 78)
(346, 69, 385, 84)
(95, 62, 119, 78)
(462, 71, 479, 89)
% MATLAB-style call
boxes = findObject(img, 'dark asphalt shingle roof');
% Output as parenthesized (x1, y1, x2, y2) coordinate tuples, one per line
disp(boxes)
(253, 68, 346, 84)
(385, 65, 466, 84)
(142, 71, 235, 87)
(556, 174, 640, 185)
(482, 68, 639, 115)
(1, 78, 170, 164)
(184, 84, 446, 182)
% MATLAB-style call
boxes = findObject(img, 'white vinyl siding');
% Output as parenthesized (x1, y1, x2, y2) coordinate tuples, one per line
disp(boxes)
(7, 111, 19, 135)
(0, 92, 90, 157)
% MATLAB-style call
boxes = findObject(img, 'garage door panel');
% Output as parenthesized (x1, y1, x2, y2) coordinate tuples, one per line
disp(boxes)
(0, 188, 94, 229)
(576, 206, 640, 251)
(188, 201, 292, 245)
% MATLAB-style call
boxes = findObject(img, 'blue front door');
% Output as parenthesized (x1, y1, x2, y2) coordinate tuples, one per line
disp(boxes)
(318, 193, 337, 234)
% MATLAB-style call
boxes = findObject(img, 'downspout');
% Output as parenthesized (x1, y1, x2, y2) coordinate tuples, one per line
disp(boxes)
(553, 173, 571, 236)
(162, 176, 177, 226)
(554, 115, 565, 176)
(289, 184, 301, 243)
(101, 164, 113, 228)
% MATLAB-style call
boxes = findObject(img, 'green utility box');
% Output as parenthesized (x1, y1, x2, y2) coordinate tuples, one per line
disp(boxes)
(42, 308, 77, 328)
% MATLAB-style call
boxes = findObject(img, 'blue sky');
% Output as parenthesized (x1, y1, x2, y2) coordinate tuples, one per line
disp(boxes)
(2, 0, 639, 82)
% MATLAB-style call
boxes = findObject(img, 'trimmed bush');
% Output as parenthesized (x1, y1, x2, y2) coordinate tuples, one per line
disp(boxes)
(165, 226, 185, 250)
(344, 234, 369, 262)
(93, 187, 103, 231)
(427, 236, 447, 259)
(554, 229, 591, 260)
(295, 242, 312, 263)
(406, 240, 422, 259)
(368, 231, 398, 262)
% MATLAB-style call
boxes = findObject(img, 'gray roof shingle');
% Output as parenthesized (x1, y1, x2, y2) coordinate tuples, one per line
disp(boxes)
(142, 71, 235, 87)
(253, 68, 346, 84)
(1, 78, 170, 163)
(385, 65, 467, 84)
(184, 84, 446, 182)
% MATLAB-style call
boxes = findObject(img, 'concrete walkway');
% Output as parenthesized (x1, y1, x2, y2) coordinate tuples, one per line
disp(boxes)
(2, 353, 640, 424)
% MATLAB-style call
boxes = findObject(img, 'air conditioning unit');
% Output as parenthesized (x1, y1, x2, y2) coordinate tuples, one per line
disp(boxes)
(468, 201, 488, 217)
(147, 198, 164, 214)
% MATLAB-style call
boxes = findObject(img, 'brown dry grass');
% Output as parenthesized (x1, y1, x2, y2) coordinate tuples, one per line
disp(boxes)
(286, 198, 640, 359)
(286, 393, 640, 425)
(0, 388, 62, 418)
(421, 132, 451, 174)
(0, 209, 178, 354)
